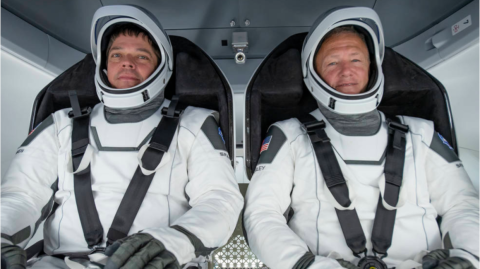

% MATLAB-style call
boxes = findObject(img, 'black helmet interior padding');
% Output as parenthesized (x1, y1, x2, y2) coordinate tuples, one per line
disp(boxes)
(30, 36, 235, 165)
(245, 33, 457, 178)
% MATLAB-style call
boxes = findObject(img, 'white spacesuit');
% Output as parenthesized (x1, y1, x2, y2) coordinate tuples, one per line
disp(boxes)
(1, 5, 243, 269)
(243, 7, 479, 269)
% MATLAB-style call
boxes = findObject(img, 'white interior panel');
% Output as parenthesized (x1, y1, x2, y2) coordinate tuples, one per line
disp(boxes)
(1, 51, 55, 178)
(428, 42, 479, 188)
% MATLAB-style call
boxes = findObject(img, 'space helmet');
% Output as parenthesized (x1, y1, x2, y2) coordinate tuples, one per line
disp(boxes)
(301, 7, 385, 114)
(91, 5, 173, 109)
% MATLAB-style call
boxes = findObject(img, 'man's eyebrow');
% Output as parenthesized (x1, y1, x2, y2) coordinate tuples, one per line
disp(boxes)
(109, 46, 123, 52)
(136, 48, 153, 57)
(109, 47, 153, 57)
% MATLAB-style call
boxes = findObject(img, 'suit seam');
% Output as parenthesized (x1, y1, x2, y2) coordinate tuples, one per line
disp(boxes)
(405, 116, 429, 250)
(180, 125, 196, 137)
(167, 126, 180, 226)
(307, 139, 321, 255)
(53, 153, 71, 252)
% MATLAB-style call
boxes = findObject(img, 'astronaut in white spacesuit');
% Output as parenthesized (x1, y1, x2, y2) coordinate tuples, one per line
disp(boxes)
(243, 7, 479, 269)
(1, 5, 243, 269)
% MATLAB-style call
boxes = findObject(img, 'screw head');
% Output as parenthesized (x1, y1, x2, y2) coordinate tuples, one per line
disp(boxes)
(230, 20, 236, 27)
(245, 20, 250, 26)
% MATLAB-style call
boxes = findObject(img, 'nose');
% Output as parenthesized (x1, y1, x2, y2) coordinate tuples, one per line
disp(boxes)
(339, 62, 353, 77)
(121, 55, 136, 69)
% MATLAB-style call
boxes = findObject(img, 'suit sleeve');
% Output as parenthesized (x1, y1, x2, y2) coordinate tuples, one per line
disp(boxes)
(145, 115, 243, 265)
(243, 125, 342, 269)
(425, 132, 479, 266)
(1, 115, 59, 248)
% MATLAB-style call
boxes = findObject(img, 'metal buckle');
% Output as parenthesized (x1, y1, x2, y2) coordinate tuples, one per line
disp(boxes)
(68, 107, 92, 119)
(302, 120, 326, 133)
(354, 250, 368, 259)
(88, 245, 106, 254)
(161, 107, 182, 118)
(373, 250, 388, 260)
(387, 120, 409, 134)
(357, 255, 388, 269)
(149, 142, 169, 153)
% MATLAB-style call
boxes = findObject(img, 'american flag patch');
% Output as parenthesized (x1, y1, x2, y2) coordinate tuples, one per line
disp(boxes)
(260, 136, 272, 154)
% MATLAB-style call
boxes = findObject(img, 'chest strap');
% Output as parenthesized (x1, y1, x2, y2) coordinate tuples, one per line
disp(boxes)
(69, 91, 101, 248)
(69, 92, 183, 248)
(107, 96, 182, 245)
(299, 114, 408, 258)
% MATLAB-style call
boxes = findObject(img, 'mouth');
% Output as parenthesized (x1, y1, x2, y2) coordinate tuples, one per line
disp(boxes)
(117, 76, 140, 81)
(336, 83, 358, 88)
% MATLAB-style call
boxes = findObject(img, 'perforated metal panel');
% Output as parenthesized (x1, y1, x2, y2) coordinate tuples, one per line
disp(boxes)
(211, 184, 268, 269)
(213, 235, 268, 269)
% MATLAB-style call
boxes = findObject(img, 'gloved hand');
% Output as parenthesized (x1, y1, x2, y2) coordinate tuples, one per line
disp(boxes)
(1, 244, 26, 269)
(104, 233, 181, 269)
(423, 249, 475, 269)
(336, 259, 359, 269)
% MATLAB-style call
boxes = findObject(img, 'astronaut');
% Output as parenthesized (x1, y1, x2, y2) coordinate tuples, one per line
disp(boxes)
(1, 5, 243, 269)
(243, 7, 479, 269)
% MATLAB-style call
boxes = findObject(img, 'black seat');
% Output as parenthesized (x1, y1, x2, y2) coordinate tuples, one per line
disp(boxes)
(244, 33, 457, 178)
(29, 36, 235, 165)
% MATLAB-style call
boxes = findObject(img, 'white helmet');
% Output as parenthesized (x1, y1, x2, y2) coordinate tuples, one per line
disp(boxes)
(91, 5, 173, 109)
(302, 7, 385, 115)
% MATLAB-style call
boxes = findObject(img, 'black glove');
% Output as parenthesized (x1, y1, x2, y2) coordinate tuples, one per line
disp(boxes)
(105, 233, 181, 269)
(336, 259, 359, 269)
(423, 249, 475, 269)
(1, 245, 26, 269)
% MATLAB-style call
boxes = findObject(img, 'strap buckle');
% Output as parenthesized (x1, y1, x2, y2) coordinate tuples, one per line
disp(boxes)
(68, 107, 92, 119)
(71, 138, 89, 157)
(387, 120, 409, 151)
(387, 120, 409, 134)
(148, 142, 169, 153)
(373, 249, 388, 260)
(88, 245, 106, 254)
(161, 95, 182, 118)
(354, 250, 368, 259)
(303, 120, 330, 143)
(161, 106, 182, 118)
(302, 120, 326, 133)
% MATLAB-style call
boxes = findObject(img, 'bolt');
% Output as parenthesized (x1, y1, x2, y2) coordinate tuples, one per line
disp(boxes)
(245, 20, 250, 26)
(230, 20, 236, 27)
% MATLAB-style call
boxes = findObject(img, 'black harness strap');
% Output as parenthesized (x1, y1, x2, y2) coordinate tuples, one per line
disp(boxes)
(371, 119, 408, 257)
(69, 93, 183, 248)
(69, 91, 103, 248)
(299, 114, 408, 259)
(107, 96, 182, 245)
(301, 115, 367, 256)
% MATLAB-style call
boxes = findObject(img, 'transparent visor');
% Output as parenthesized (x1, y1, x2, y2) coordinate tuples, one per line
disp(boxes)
(94, 17, 167, 91)
(309, 20, 383, 99)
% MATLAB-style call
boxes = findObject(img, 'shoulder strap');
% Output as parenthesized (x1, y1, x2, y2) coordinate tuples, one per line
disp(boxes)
(69, 91, 103, 249)
(71, 93, 185, 248)
(299, 114, 409, 258)
(107, 96, 183, 245)
(299, 114, 367, 257)
(371, 117, 408, 257)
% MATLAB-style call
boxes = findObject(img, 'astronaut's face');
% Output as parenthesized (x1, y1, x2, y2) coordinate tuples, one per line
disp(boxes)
(107, 33, 158, 89)
(314, 32, 370, 94)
